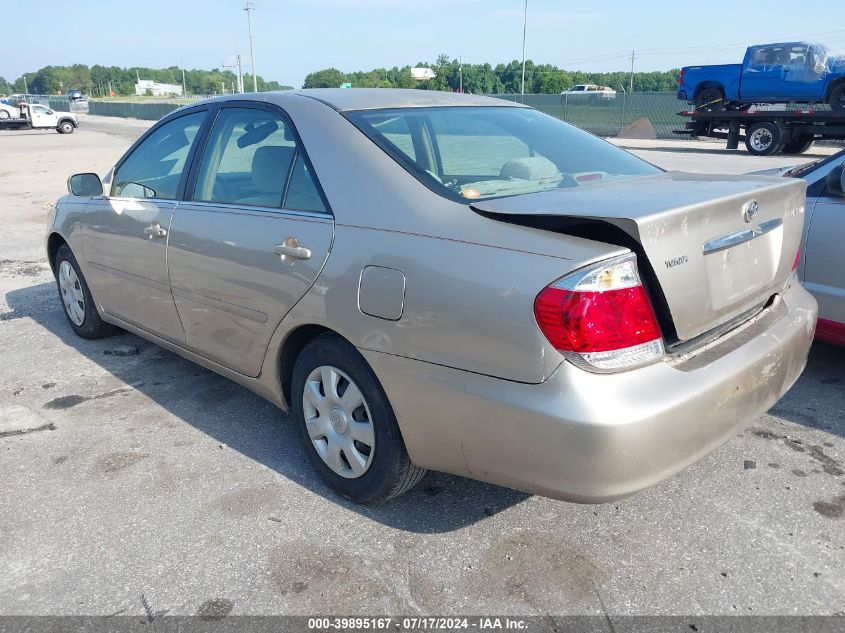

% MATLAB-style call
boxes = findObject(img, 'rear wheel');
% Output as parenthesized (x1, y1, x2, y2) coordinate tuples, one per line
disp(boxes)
(694, 87, 725, 111)
(57, 121, 74, 134)
(291, 333, 425, 504)
(745, 122, 783, 156)
(0, 110, 9, 120)
(54, 244, 116, 339)
(781, 139, 814, 155)
(829, 83, 845, 112)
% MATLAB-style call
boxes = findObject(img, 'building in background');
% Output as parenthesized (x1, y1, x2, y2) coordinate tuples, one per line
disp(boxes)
(134, 80, 183, 97)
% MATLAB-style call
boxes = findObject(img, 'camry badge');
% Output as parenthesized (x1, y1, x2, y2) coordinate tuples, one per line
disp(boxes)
(742, 200, 759, 223)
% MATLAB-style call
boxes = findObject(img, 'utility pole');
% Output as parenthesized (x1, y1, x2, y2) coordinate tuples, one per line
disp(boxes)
(629, 50, 637, 93)
(22, 74, 27, 94)
(223, 55, 245, 93)
(181, 61, 186, 96)
(459, 57, 463, 93)
(244, 1, 258, 92)
(520, 0, 528, 96)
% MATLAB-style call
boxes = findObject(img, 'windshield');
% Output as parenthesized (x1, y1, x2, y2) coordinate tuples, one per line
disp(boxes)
(346, 106, 660, 202)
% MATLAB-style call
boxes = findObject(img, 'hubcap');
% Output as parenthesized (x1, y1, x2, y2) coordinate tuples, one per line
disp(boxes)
(58, 260, 85, 326)
(750, 129, 773, 152)
(302, 365, 375, 479)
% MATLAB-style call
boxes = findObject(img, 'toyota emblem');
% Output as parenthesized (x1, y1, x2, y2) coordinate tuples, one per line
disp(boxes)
(742, 200, 759, 223)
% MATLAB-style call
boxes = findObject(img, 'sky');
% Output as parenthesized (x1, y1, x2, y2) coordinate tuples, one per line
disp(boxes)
(4, 0, 845, 88)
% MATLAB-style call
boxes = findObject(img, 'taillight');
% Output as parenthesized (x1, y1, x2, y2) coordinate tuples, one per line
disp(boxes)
(679, 69, 685, 87)
(792, 248, 801, 272)
(534, 254, 664, 372)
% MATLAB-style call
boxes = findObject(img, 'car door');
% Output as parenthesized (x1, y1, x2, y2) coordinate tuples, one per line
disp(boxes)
(29, 104, 55, 127)
(804, 171, 845, 330)
(167, 103, 333, 377)
(82, 109, 208, 342)
(780, 44, 827, 99)
(740, 44, 789, 100)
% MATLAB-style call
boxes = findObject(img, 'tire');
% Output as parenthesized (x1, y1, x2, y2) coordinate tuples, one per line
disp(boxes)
(57, 121, 74, 134)
(291, 333, 426, 504)
(781, 139, 814, 155)
(54, 244, 116, 339)
(694, 87, 725, 111)
(745, 122, 783, 156)
(829, 83, 845, 112)
(0, 110, 9, 120)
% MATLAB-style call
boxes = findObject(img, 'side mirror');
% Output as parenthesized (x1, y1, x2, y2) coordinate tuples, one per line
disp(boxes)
(826, 164, 845, 197)
(68, 173, 103, 197)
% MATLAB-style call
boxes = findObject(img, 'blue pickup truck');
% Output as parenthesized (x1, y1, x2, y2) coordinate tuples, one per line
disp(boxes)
(678, 42, 845, 112)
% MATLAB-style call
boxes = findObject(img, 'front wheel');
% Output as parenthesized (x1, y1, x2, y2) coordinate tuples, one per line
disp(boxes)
(291, 333, 426, 504)
(745, 122, 783, 156)
(57, 121, 74, 134)
(54, 244, 116, 339)
(830, 84, 845, 112)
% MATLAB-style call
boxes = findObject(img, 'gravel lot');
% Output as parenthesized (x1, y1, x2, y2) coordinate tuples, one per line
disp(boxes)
(0, 115, 843, 618)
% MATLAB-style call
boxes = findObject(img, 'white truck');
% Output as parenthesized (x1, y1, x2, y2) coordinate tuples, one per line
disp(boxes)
(0, 102, 78, 133)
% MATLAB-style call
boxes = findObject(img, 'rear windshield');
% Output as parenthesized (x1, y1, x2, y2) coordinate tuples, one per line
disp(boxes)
(346, 106, 660, 202)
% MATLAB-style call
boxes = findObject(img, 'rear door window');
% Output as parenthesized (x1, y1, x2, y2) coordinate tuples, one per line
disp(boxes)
(193, 107, 327, 212)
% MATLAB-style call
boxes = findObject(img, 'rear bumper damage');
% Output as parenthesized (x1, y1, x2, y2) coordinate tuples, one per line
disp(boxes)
(364, 282, 817, 502)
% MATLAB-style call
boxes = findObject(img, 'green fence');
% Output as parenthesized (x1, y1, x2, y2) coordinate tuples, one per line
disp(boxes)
(491, 92, 685, 138)
(81, 93, 685, 136)
(88, 100, 182, 120)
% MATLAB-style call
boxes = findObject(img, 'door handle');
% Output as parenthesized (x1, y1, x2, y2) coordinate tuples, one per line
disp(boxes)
(273, 238, 311, 262)
(144, 224, 167, 239)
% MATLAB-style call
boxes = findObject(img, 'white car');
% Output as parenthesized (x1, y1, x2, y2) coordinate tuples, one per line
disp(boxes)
(0, 99, 18, 120)
(561, 84, 617, 99)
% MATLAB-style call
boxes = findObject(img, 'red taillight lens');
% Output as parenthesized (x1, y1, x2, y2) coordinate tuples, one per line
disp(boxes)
(792, 248, 801, 272)
(679, 69, 685, 86)
(535, 285, 662, 352)
(534, 254, 664, 371)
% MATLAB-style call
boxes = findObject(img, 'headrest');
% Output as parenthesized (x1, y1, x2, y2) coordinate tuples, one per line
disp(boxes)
(500, 156, 561, 181)
(251, 145, 295, 193)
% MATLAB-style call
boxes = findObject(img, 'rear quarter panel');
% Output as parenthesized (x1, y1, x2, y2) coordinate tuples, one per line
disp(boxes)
(280, 222, 626, 384)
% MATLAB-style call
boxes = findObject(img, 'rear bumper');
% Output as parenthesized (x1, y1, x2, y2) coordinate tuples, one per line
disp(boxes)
(363, 282, 817, 502)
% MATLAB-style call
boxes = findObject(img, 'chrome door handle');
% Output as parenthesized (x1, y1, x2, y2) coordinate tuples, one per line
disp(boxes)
(144, 224, 167, 239)
(273, 238, 311, 262)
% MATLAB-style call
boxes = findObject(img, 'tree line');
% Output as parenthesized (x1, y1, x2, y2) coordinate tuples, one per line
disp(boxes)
(0, 55, 680, 97)
(0, 65, 290, 97)
(304, 55, 681, 94)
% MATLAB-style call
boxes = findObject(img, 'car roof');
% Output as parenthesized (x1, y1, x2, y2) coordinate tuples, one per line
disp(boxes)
(193, 88, 526, 113)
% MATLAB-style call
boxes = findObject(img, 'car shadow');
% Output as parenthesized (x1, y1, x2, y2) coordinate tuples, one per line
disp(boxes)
(4, 280, 530, 534)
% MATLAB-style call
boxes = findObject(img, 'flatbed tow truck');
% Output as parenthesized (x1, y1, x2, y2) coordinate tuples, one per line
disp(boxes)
(0, 102, 78, 134)
(676, 107, 845, 156)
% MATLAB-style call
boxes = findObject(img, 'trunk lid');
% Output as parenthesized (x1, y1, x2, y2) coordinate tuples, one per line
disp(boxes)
(471, 172, 806, 342)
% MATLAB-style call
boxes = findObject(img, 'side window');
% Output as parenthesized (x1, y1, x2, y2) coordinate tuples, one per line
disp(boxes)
(111, 111, 205, 199)
(285, 153, 327, 213)
(193, 108, 296, 208)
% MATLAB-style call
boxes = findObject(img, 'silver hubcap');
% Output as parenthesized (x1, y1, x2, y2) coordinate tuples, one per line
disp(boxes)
(750, 128, 774, 152)
(58, 260, 85, 326)
(302, 365, 375, 479)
